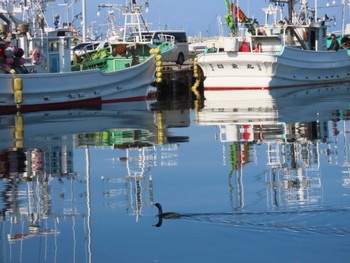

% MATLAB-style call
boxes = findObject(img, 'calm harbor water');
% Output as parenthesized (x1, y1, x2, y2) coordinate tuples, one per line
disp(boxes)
(0, 82, 350, 262)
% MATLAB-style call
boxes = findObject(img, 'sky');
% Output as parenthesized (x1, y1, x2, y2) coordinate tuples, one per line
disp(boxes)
(86, 0, 230, 37)
(50, 0, 348, 37)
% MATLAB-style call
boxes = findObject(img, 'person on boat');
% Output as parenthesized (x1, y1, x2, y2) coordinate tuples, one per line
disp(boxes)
(239, 37, 251, 52)
(254, 43, 262, 53)
(205, 43, 217, 53)
(341, 36, 350, 49)
(328, 34, 340, 51)
(257, 28, 266, 35)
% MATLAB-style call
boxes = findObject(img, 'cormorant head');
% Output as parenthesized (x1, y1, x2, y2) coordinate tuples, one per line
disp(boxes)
(154, 203, 163, 214)
(153, 203, 163, 227)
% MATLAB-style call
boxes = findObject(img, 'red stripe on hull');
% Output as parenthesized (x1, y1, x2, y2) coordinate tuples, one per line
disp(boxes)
(0, 95, 148, 115)
(102, 95, 148, 104)
(204, 87, 269, 91)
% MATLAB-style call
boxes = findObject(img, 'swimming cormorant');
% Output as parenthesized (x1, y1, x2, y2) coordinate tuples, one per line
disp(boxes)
(153, 203, 181, 227)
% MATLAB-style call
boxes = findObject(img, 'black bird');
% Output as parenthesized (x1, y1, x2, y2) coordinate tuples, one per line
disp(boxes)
(154, 203, 181, 218)
(153, 203, 181, 227)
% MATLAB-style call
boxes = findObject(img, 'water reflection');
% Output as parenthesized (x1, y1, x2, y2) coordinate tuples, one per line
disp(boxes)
(0, 82, 350, 261)
(0, 96, 190, 262)
(197, 84, 350, 210)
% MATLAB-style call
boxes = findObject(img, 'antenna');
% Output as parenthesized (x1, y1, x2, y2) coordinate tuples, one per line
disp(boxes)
(217, 15, 224, 37)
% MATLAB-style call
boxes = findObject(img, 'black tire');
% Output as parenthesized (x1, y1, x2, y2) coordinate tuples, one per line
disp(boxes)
(176, 53, 185, 65)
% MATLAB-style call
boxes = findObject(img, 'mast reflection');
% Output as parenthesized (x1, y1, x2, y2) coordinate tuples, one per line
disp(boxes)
(0, 98, 189, 260)
(197, 85, 350, 209)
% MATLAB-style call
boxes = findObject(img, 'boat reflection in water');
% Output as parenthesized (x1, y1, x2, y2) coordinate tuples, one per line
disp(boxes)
(197, 84, 350, 209)
(1, 79, 350, 261)
(0, 94, 190, 261)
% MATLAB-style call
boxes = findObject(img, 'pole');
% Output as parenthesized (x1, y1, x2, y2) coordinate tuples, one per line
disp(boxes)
(342, 0, 345, 36)
(85, 146, 92, 263)
(82, 0, 87, 42)
(315, 0, 318, 21)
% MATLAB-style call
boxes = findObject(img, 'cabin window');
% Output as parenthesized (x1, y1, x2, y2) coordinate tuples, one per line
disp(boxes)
(33, 40, 42, 49)
(49, 42, 58, 51)
(154, 32, 187, 43)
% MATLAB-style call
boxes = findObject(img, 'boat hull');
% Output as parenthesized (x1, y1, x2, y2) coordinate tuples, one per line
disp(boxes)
(198, 46, 350, 90)
(0, 55, 156, 112)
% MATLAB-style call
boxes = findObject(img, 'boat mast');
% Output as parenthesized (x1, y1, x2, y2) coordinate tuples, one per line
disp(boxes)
(315, 0, 318, 21)
(270, 0, 296, 23)
(82, 0, 87, 42)
(341, 0, 348, 37)
(288, 0, 296, 23)
(85, 146, 92, 263)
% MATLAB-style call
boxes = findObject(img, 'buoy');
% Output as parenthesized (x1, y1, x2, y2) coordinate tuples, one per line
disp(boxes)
(13, 77, 22, 91)
(13, 77, 23, 108)
(15, 112, 24, 148)
(157, 112, 164, 145)
(191, 57, 202, 100)
(155, 53, 163, 83)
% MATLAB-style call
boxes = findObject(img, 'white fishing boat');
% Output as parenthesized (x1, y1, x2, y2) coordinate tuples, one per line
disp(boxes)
(0, 0, 174, 112)
(197, 0, 350, 90)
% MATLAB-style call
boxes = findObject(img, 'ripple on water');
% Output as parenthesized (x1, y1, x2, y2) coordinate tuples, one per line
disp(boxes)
(180, 206, 350, 236)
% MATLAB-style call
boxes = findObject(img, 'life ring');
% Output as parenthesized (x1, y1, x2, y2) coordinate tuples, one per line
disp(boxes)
(32, 49, 43, 65)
